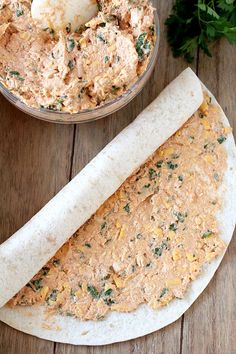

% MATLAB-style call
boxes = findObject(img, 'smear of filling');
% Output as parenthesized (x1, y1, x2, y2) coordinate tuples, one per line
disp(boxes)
(9, 96, 230, 320)
(0, 0, 155, 113)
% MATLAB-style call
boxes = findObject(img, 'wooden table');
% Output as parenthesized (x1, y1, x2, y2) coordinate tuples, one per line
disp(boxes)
(0, 1, 235, 353)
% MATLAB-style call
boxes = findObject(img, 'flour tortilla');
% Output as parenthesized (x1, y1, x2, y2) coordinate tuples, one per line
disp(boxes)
(0, 68, 235, 345)
(0, 68, 203, 308)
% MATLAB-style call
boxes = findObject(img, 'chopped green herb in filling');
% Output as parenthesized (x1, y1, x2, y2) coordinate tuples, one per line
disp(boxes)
(67, 38, 75, 52)
(100, 221, 107, 231)
(97, 33, 107, 43)
(87, 285, 100, 298)
(214, 173, 219, 181)
(202, 230, 214, 239)
(42, 267, 50, 276)
(149, 168, 157, 180)
(124, 203, 130, 213)
(104, 298, 115, 305)
(16, 9, 23, 17)
(46, 289, 58, 304)
(104, 288, 112, 296)
(174, 212, 187, 223)
(217, 135, 227, 144)
(68, 60, 74, 70)
(169, 223, 177, 232)
(156, 160, 163, 168)
(154, 240, 168, 257)
(43, 27, 55, 35)
(167, 161, 178, 170)
(31, 279, 43, 290)
(112, 85, 120, 92)
(159, 288, 169, 298)
(135, 33, 151, 61)
(27, 278, 43, 291)
(9, 70, 24, 81)
(66, 23, 72, 33)
(53, 259, 60, 267)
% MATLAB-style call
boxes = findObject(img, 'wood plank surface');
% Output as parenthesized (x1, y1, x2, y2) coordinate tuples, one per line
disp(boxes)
(0, 99, 73, 354)
(0, 0, 235, 353)
(182, 38, 236, 354)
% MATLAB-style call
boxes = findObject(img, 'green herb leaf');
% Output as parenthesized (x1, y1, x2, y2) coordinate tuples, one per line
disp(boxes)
(104, 288, 113, 296)
(156, 160, 163, 168)
(165, 0, 236, 62)
(217, 135, 227, 144)
(160, 287, 169, 298)
(16, 9, 24, 17)
(67, 38, 75, 52)
(9, 70, 24, 81)
(97, 33, 107, 43)
(87, 285, 100, 298)
(66, 23, 71, 33)
(100, 221, 107, 231)
(154, 240, 168, 257)
(104, 298, 115, 305)
(174, 211, 187, 223)
(135, 32, 151, 61)
(149, 168, 157, 180)
(43, 27, 55, 35)
(169, 223, 177, 232)
(70, 289, 77, 301)
(123, 203, 130, 213)
(154, 247, 163, 257)
(28, 278, 43, 291)
(42, 267, 50, 276)
(53, 259, 60, 267)
(167, 161, 178, 170)
(202, 230, 214, 238)
(214, 172, 220, 181)
(112, 85, 120, 93)
(68, 60, 74, 70)
(46, 289, 58, 304)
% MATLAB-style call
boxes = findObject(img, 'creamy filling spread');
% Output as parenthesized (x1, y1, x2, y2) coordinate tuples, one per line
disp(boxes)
(0, 0, 155, 113)
(9, 96, 230, 320)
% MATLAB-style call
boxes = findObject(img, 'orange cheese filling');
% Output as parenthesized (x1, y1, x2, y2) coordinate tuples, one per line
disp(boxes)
(10, 97, 229, 320)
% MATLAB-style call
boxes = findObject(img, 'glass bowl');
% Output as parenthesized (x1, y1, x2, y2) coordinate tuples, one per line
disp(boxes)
(0, 11, 159, 124)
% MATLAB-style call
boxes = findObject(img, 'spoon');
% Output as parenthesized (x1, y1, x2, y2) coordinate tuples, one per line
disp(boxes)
(31, 0, 98, 32)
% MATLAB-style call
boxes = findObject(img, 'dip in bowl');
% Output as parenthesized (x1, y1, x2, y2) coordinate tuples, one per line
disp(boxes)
(0, 0, 159, 123)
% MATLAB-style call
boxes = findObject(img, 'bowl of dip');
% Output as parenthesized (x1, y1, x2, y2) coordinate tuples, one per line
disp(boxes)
(0, 0, 159, 124)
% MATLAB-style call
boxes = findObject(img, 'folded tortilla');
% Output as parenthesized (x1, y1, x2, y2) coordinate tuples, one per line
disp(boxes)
(0, 68, 203, 307)
(0, 68, 235, 345)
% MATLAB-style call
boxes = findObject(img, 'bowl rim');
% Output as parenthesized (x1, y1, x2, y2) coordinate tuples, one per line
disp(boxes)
(0, 10, 160, 124)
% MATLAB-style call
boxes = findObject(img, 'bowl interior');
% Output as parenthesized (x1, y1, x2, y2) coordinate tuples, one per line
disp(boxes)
(0, 10, 160, 124)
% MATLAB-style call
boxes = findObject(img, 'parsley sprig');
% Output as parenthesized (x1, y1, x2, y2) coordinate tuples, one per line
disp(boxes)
(165, 0, 236, 62)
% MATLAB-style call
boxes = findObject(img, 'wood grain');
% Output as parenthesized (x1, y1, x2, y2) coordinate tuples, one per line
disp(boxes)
(0, 92, 73, 354)
(181, 39, 236, 354)
(0, 0, 235, 353)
